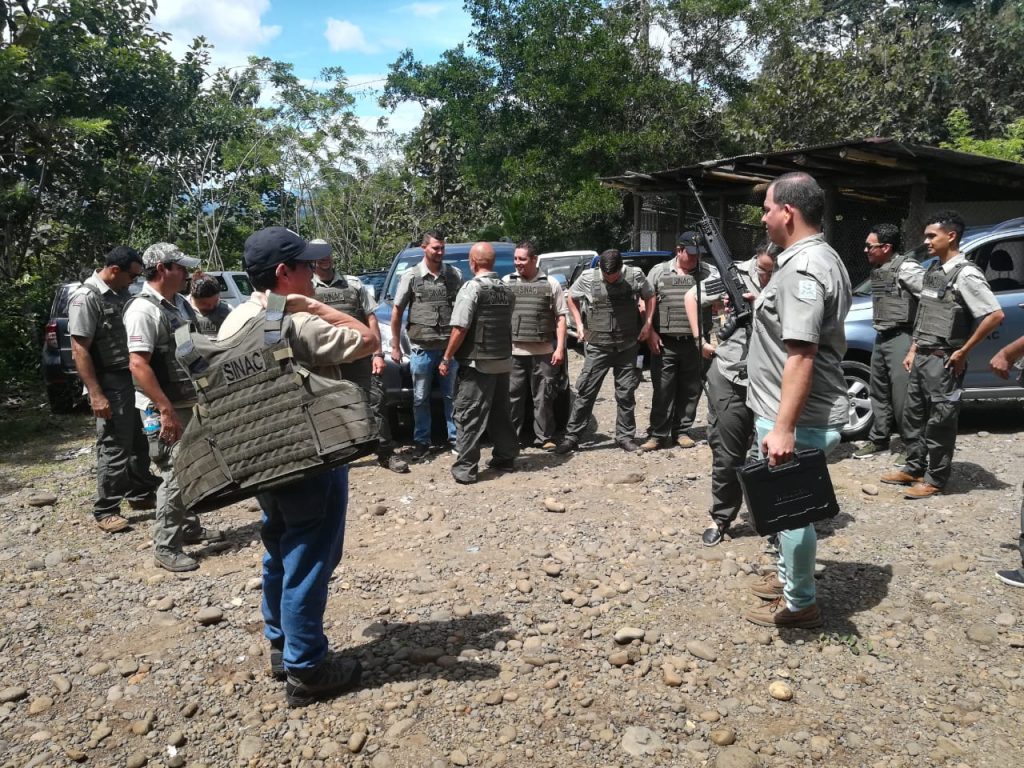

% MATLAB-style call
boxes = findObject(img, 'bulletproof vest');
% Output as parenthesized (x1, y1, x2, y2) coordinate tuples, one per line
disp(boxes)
(406, 266, 461, 344)
(124, 292, 197, 403)
(655, 262, 712, 336)
(456, 277, 514, 361)
(587, 269, 640, 350)
(172, 293, 378, 514)
(79, 283, 130, 372)
(870, 252, 917, 332)
(913, 262, 972, 350)
(314, 276, 366, 323)
(193, 301, 232, 339)
(507, 273, 555, 343)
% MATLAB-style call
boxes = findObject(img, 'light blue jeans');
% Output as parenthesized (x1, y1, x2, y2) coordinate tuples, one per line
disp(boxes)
(754, 417, 842, 610)
(410, 347, 458, 446)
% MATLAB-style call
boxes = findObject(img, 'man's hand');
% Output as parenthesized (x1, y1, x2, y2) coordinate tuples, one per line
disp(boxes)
(438, 359, 451, 378)
(638, 323, 653, 344)
(946, 348, 967, 376)
(389, 341, 402, 364)
(372, 354, 386, 375)
(89, 393, 112, 420)
(990, 349, 1013, 379)
(903, 348, 915, 372)
(647, 330, 663, 355)
(551, 347, 565, 367)
(700, 341, 716, 360)
(253, 290, 317, 314)
(762, 426, 796, 467)
(158, 405, 183, 446)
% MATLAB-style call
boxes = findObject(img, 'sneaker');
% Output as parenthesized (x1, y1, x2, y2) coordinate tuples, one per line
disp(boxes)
(675, 435, 696, 449)
(408, 443, 431, 461)
(126, 493, 157, 511)
(853, 442, 888, 459)
(487, 458, 515, 472)
(153, 549, 199, 572)
(640, 438, 665, 452)
(751, 572, 785, 599)
(701, 524, 727, 547)
(743, 598, 822, 628)
(380, 454, 410, 473)
(619, 439, 641, 453)
(96, 514, 131, 534)
(286, 654, 363, 707)
(270, 648, 286, 681)
(183, 527, 225, 545)
(553, 439, 578, 455)
(996, 568, 1024, 588)
(540, 440, 557, 451)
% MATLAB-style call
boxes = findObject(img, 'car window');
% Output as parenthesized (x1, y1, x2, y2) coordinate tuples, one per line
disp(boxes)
(231, 273, 253, 297)
(540, 255, 582, 280)
(971, 237, 1024, 293)
(55, 284, 79, 316)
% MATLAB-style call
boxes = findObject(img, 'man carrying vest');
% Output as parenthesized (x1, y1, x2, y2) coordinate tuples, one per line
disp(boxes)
(218, 226, 375, 707)
(68, 246, 161, 534)
(690, 241, 776, 547)
(125, 243, 224, 572)
(881, 211, 1004, 499)
(554, 249, 654, 454)
(852, 224, 924, 461)
(502, 240, 568, 450)
(641, 232, 719, 452)
(390, 229, 463, 460)
(439, 242, 518, 484)
(188, 273, 232, 338)
(312, 240, 408, 474)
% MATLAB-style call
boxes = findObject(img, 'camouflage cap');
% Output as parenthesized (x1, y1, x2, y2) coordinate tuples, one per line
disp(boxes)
(142, 242, 201, 269)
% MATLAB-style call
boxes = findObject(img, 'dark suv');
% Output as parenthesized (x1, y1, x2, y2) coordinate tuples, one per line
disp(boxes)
(41, 281, 85, 413)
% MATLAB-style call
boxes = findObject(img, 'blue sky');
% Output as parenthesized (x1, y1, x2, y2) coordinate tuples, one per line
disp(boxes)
(151, 1, 476, 135)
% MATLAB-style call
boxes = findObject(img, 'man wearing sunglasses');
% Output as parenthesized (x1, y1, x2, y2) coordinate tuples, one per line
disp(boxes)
(852, 224, 924, 461)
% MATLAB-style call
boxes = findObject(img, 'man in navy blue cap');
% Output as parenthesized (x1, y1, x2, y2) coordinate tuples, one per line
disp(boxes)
(219, 226, 375, 706)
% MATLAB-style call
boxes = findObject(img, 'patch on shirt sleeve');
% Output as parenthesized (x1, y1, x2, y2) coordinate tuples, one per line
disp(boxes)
(798, 279, 817, 300)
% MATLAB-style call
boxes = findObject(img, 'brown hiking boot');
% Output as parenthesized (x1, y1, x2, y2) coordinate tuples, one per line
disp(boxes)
(96, 514, 130, 534)
(640, 438, 664, 452)
(880, 470, 922, 486)
(675, 435, 696, 449)
(751, 572, 784, 600)
(743, 598, 822, 628)
(904, 482, 941, 499)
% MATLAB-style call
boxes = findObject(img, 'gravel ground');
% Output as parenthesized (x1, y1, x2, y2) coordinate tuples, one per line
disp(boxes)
(1, 350, 1023, 768)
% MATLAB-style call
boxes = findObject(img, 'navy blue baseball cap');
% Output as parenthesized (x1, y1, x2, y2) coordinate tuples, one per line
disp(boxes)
(676, 231, 706, 254)
(243, 227, 331, 271)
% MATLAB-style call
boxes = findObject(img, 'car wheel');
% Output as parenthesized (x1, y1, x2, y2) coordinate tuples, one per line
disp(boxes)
(46, 383, 78, 415)
(842, 359, 873, 442)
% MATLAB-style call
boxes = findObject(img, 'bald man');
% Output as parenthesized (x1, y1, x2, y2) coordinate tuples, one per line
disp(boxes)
(438, 243, 518, 484)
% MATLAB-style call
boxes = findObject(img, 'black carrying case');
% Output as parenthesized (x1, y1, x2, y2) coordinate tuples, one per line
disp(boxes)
(737, 449, 840, 536)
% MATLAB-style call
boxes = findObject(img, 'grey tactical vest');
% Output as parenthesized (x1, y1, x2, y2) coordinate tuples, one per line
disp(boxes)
(172, 293, 378, 514)
(124, 292, 198, 403)
(193, 301, 232, 339)
(507, 273, 555, 343)
(457, 277, 514, 361)
(654, 261, 712, 337)
(79, 283, 131, 372)
(913, 262, 972, 350)
(870, 252, 917, 332)
(407, 265, 462, 345)
(586, 269, 640, 350)
(314, 275, 367, 323)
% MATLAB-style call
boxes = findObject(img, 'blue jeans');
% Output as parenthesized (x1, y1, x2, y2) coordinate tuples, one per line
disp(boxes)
(410, 347, 458, 445)
(754, 417, 842, 611)
(258, 466, 348, 673)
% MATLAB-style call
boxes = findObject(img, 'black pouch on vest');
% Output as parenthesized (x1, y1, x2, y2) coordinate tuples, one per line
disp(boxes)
(737, 449, 839, 536)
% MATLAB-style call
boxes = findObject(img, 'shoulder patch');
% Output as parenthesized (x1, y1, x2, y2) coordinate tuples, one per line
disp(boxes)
(798, 279, 817, 300)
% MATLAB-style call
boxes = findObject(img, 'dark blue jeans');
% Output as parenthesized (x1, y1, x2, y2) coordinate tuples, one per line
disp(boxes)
(258, 466, 348, 673)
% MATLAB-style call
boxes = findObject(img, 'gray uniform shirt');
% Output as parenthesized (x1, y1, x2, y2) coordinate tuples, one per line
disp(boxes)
(501, 272, 568, 356)
(894, 257, 926, 297)
(698, 258, 762, 385)
(68, 272, 129, 339)
(312, 272, 379, 318)
(569, 265, 654, 315)
(450, 271, 515, 374)
(123, 282, 198, 410)
(923, 254, 1001, 320)
(746, 234, 852, 427)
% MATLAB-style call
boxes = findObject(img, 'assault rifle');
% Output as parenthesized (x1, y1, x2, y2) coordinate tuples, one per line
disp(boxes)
(687, 178, 753, 341)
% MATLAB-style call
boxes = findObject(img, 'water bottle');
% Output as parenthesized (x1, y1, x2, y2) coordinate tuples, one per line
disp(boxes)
(142, 406, 160, 436)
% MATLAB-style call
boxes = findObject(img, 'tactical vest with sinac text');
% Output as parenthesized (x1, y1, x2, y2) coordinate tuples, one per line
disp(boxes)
(870, 252, 917, 332)
(407, 266, 461, 346)
(507, 272, 555, 343)
(586, 268, 640, 351)
(78, 282, 131, 373)
(913, 261, 972, 350)
(456, 276, 514, 361)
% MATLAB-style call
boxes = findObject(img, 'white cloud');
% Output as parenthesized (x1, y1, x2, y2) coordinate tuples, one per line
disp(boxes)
(398, 2, 447, 18)
(152, 0, 280, 67)
(325, 18, 377, 54)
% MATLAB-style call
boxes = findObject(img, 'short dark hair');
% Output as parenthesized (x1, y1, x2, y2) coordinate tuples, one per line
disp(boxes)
(598, 249, 622, 274)
(421, 228, 446, 246)
(191, 273, 221, 299)
(105, 246, 142, 271)
(925, 210, 965, 244)
(515, 240, 538, 259)
(754, 238, 771, 256)
(142, 265, 159, 281)
(870, 223, 902, 252)
(248, 260, 297, 292)
(769, 172, 824, 228)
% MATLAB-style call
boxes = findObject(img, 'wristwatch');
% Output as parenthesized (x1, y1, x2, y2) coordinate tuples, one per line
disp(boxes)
(372, 352, 385, 359)
(441, 357, 453, 365)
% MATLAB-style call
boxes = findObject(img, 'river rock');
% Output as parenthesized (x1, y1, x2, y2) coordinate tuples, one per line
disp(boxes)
(710, 727, 737, 746)
(621, 726, 666, 756)
(196, 606, 224, 625)
(715, 746, 759, 768)
(27, 491, 58, 507)
(543, 498, 566, 513)
(769, 680, 793, 701)
(613, 626, 645, 644)
(686, 640, 718, 662)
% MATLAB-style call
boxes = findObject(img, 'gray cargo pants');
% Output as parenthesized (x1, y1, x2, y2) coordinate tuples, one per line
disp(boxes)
(150, 405, 202, 554)
(564, 343, 639, 445)
(94, 371, 160, 519)
(705, 362, 755, 528)
(902, 350, 964, 489)
(648, 334, 703, 440)
(451, 366, 519, 483)
(509, 353, 559, 444)
(867, 329, 913, 445)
